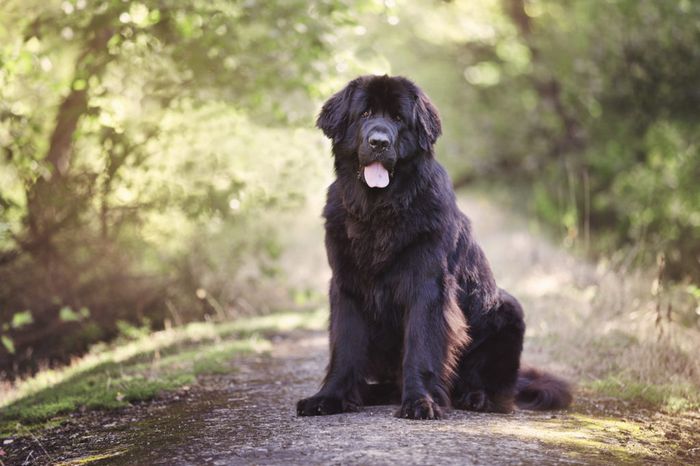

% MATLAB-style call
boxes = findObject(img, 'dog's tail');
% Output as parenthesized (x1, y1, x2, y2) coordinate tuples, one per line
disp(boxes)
(515, 366, 573, 410)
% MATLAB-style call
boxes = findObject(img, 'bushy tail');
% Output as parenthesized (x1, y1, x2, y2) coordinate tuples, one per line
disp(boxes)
(515, 367, 573, 410)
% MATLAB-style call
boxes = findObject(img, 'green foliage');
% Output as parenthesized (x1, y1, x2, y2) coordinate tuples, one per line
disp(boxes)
(353, 0, 700, 296)
(59, 307, 89, 322)
(1, 335, 15, 355)
(115, 319, 151, 341)
(0, 0, 352, 373)
(0, 310, 34, 355)
(510, 0, 700, 281)
(10, 311, 33, 328)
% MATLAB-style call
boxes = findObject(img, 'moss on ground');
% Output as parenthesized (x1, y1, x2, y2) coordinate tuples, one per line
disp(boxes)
(492, 413, 667, 462)
(531, 409, 697, 463)
(0, 308, 327, 437)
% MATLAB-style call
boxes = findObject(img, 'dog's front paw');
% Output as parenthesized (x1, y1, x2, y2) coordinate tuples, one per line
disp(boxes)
(296, 395, 357, 416)
(396, 396, 443, 420)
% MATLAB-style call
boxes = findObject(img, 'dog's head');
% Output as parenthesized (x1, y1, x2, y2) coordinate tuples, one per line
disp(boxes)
(317, 75, 441, 189)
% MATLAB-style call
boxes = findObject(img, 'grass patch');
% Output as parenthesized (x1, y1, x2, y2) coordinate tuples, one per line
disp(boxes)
(586, 375, 700, 412)
(55, 449, 128, 465)
(0, 308, 327, 437)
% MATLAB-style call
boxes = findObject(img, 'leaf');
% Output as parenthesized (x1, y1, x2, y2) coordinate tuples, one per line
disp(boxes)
(72, 78, 87, 91)
(1, 335, 15, 354)
(11, 310, 33, 328)
(59, 307, 80, 322)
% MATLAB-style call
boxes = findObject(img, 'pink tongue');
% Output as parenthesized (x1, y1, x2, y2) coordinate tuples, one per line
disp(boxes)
(363, 162, 390, 188)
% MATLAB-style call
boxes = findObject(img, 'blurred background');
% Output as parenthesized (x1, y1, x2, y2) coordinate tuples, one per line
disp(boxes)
(1, 0, 699, 379)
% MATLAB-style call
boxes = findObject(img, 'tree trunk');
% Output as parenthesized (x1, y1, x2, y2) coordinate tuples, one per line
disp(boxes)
(503, 0, 585, 157)
(24, 28, 114, 257)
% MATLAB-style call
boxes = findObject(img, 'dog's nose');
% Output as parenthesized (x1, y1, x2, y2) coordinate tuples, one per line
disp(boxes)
(368, 132, 390, 150)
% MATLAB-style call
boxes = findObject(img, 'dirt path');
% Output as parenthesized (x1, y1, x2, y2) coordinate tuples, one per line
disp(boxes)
(12, 329, 687, 465)
(111, 337, 620, 465)
(6, 195, 697, 465)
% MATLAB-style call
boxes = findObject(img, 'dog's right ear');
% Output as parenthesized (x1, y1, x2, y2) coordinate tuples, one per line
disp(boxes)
(316, 80, 358, 142)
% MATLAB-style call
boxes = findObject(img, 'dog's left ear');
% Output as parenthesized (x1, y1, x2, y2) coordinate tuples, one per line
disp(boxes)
(413, 90, 442, 152)
(316, 80, 358, 143)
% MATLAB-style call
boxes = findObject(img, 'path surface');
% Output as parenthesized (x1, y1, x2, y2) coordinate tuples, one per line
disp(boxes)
(8, 195, 696, 465)
(81, 332, 624, 465)
(31, 329, 683, 465)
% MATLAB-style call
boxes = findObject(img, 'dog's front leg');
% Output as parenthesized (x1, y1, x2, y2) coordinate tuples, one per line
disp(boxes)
(398, 279, 465, 420)
(297, 282, 368, 416)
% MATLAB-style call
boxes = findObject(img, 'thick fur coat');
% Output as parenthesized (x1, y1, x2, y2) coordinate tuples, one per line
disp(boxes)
(297, 75, 572, 419)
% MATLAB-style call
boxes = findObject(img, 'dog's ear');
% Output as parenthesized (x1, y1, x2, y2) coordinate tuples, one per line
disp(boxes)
(316, 80, 358, 142)
(413, 90, 442, 152)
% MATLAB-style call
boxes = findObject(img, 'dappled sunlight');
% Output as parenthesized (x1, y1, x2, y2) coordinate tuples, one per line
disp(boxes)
(508, 231, 538, 254)
(460, 193, 700, 410)
(490, 413, 665, 460)
(0, 1, 699, 463)
(0, 309, 326, 419)
(425, 411, 672, 462)
(519, 269, 573, 298)
(296, 334, 329, 350)
(216, 308, 327, 336)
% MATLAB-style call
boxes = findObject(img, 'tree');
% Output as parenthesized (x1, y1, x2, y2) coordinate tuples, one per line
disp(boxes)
(0, 0, 354, 374)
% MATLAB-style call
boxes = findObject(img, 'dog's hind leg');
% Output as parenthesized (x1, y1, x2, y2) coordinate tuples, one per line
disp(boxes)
(452, 289, 525, 413)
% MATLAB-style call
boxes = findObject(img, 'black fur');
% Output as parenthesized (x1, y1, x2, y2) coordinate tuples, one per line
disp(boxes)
(297, 75, 572, 420)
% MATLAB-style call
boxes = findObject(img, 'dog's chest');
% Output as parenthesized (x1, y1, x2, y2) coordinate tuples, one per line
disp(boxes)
(344, 216, 405, 273)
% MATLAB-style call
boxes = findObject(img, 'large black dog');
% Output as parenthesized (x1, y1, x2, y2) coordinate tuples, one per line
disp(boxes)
(297, 75, 572, 420)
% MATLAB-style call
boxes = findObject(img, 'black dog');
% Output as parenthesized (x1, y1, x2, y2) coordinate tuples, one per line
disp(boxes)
(297, 75, 572, 420)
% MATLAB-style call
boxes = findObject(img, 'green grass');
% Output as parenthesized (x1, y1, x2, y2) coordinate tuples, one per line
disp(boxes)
(0, 308, 327, 437)
(585, 374, 700, 412)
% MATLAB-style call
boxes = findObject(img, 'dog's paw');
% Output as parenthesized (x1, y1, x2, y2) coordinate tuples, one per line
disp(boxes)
(396, 396, 443, 420)
(454, 390, 513, 413)
(296, 395, 357, 416)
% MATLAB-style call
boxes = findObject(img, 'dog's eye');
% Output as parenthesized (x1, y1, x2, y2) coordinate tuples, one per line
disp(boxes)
(393, 115, 402, 123)
(361, 110, 371, 118)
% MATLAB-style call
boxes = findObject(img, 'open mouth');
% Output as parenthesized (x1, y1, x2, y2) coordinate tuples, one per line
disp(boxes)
(363, 161, 390, 188)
